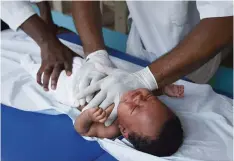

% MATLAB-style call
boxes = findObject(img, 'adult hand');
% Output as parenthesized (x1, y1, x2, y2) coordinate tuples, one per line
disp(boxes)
(76, 50, 115, 106)
(76, 66, 158, 126)
(38, 37, 77, 91)
(18, 14, 78, 91)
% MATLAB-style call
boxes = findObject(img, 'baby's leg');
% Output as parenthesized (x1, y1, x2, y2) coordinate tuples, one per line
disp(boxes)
(163, 84, 184, 98)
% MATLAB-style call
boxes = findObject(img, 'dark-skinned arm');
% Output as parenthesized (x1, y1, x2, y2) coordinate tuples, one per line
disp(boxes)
(36, 1, 53, 25)
(20, 14, 77, 91)
(1, 1, 76, 91)
(149, 16, 233, 88)
(72, 1, 105, 55)
(36, 1, 73, 34)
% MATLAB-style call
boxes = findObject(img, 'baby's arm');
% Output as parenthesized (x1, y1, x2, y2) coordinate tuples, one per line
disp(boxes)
(74, 106, 120, 139)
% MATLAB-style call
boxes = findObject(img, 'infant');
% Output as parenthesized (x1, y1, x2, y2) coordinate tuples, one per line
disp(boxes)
(22, 55, 184, 156)
(75, 88, 183, 156)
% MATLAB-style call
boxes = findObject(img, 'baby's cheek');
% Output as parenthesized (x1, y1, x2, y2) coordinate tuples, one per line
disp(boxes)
(117, 103, 135, 122)
(117, 103, 124, 115)
(117, 103, 130, 121)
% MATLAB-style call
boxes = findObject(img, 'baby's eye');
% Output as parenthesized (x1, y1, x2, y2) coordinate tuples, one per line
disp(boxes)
(134, 105, 140, 111)
(130, 105, 139, 115)
(146, 95, 153, 100)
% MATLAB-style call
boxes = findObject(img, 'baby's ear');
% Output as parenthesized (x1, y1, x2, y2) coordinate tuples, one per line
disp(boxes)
(123, 132, 129, 139)
(118, 125, 129, 138)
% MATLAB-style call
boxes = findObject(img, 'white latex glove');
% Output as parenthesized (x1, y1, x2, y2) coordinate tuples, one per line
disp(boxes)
(76, 65, 158, 126)
(76, 50, 115, 106)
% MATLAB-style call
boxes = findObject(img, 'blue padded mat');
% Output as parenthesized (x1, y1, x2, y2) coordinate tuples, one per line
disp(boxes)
(1, 104, 108, 161)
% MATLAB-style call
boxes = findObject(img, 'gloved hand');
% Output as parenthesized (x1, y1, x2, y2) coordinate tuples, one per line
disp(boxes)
(76, 50, 115, 107)
(76, 66, 158, 126)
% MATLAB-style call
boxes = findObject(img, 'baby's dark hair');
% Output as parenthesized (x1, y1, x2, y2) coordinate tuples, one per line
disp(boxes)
(128, 116, 183, 156)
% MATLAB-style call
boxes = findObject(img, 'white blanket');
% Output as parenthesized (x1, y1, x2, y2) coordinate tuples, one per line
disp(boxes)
(1, 30, 233, 161)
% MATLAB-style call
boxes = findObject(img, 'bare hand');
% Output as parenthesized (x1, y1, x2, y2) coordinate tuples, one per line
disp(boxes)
(37, 38, 77, 91)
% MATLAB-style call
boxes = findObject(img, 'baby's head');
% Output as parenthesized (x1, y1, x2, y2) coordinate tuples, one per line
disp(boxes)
(117, 88, 183, 156)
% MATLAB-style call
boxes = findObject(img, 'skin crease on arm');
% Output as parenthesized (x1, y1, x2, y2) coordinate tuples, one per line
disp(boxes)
(72, 1, 105, 55)
(149, 16, 233, 88)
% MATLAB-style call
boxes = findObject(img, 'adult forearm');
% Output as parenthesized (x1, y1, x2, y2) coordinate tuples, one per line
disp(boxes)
(72, 1, 105, 55)
(36, 1, 53, 25)
(149, 16, 233, 88)
(20, 14, 57, 47)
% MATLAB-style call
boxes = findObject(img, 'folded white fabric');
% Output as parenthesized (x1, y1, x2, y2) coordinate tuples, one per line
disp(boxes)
(20, 54, 85, 108)
(1, 30, 233, 161)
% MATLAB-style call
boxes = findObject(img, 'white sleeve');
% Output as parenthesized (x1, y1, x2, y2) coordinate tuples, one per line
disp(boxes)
(196, 1, 233, 19)
(29, 0, 43, 3)
(1, 1, 36, 31)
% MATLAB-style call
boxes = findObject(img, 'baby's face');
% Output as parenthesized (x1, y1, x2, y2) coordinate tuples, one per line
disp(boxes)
(117, 88, 173, 139)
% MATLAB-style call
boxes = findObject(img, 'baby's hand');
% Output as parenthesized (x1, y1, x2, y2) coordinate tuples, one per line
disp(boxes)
(163, 84, 184, 98)
(87, 108, 107, 123)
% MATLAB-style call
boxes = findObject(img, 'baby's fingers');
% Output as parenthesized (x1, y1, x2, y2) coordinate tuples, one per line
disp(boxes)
(99, 116, 107, 123)
(95, 111, 106, 121)
(93, 108, 103, 117)
(87, 107, 99, 117)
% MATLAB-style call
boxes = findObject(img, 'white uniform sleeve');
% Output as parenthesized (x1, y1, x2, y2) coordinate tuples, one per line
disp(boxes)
(196, 1, 233, 19)
(29, 0, 43, 3)
(1, 1, 36, 31)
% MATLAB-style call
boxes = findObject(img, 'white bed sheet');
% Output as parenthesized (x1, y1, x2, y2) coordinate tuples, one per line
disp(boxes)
(1, 30, 233, 161)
